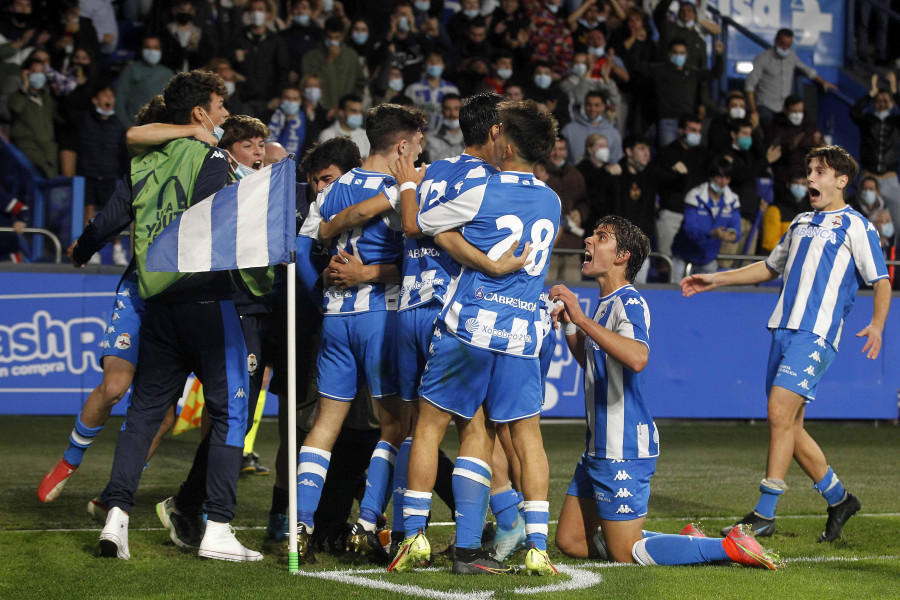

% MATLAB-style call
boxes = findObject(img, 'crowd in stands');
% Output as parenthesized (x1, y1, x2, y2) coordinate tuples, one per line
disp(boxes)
(1, 0, 898, 281)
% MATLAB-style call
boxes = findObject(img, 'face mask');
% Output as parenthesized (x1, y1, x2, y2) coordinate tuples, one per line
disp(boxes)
(534, 73, 552, 89)
(426, 64, 444, 79)
(281, 100, 300, 115)
(415, 0, 430, 11)
(790, 183, 807, 199)
(294, 14, 310, 26)
(388, 78, 404, 92)
(175, 12, 192, 24)
(234, 162, 256, 179)
(346, 113, 363, 129)
(397, 16, 410, 32)
(28, 72, 46, 90)
(684, 131, 701, 147)
(775, 46, 790, 57)
(95, 106, 115, 117)
(881, 222, 894, 240)
(322, 0, 334, 11)
(351, 31, 368, 45)
(861, 189, 877, 205)
(304, 86, 321, 104)
(578, 18, 599, 30)
(546, 3, 559, 14)
(679, 19, 695, 28)
(249, 11, 267, 26)
(202, 108, 224, 141)
(709, 181, 724, 194)
(629, 157, 646, 172)
(571, 63, 587, 78)
(875, 110, 891, 120)
(463, 9, 480, 18)
(325, 39, 341, 48)
(670, 53, 687, 67)
(588, 46, 605, 57)
(224, 80, 235, 96)
(497, 67, 513, 80)
(737, 136, 752, 151)
(788, 111, 803, 126)
(729, 106, 746, 119)
(142, 48, 162, 65)
(443, 118, 459, 129)
(593, 147, 610, 163)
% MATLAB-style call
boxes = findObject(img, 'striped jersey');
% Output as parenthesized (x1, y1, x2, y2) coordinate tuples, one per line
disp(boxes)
(298, 168, 404, 314)
(765, 206, 888, 349)
(583, 285, 658, 460)
(399, 155, 497, 311)
(418, 170, 560, 357)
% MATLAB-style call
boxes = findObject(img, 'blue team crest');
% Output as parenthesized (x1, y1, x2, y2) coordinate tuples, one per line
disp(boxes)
(474, 286, 485, 300)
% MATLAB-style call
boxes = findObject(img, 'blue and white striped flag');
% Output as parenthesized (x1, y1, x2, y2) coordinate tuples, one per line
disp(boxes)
(147, 158, 296, 272)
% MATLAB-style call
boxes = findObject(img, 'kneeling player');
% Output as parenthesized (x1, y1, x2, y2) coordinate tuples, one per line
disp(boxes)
(550, 216, 777, 570)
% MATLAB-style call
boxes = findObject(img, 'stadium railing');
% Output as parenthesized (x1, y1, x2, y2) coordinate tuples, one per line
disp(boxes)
(0, 226, 62, 263)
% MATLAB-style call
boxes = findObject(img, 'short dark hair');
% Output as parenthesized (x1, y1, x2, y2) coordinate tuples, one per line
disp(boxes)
(365, 103, 428, 154)
(806, 145, 859, 183)
(134, 94, 168, 126)
(300, 136, 361, 175)
(497, 99, 558, 164)
(459, 92, 503, 147)
(337, 94, 362, 111)
(726, 90, 746, 104)
(677, 113, 701, 129)
(593, 215, 650, 283)
(163, 70, 227, 125)
(442, 93, 461, 106)
(584, 90, 608, 105)
(708, 156, 733, 178)
(623, 134, 651, 151)
(91, 81, 114, 98)
(728, 118, 752, 134)
(219, 115, 269, 149)
(668, 37, 688, 51)
(860, 175, 879, 190)
(324, 16, 344, 33)
(783, 94, 803, 110)
(775, 28, 793, 41)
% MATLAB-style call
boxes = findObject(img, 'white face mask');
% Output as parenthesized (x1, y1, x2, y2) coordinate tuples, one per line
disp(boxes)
(388, 78, 404, 92)
(571, 63, 587, 78)
(729, 106, 746, 120)
(496, 67, 513, 80)
(788, 111, 804, 126)
(304, 86, 321, 104)
(224, 80, 236, 96)
(249, 10, 267, 27)
(875, 110, 891, 120)
(593, 147, 610, 163)
(861, 189, 877, 205)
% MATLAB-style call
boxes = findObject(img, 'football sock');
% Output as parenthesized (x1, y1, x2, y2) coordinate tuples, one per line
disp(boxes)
(452, 457, 492, 549)
(632, 534, 729, 565)
(753, 478, 786, 519)
(392, 437, 412, 532)
(243, 389, 266, 454)
(358, 441, 397, 530)
(297, 445, 331, 530)
(489, 486, 520, 531)
(813, 466, 847, 506)
(63, 413, 103, 467)
(516, 490, 526, 520)
(270, 484, 288, 515)
(403, 490, 432, 538)
(434, 449, 456, 514)
(524, 500, 550, 551)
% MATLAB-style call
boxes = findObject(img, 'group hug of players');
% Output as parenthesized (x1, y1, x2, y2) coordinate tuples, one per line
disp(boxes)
(38, 68, 890, 575)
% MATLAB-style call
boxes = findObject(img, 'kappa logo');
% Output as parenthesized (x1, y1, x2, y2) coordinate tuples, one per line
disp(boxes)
(393, 486, 406, 495)
(114, 333, 131, 350)
(234, 387, 247, 399)
(111, 313, 120, 321)
(611, 459, 626, 464)
(298, 478, 319, 488)
(247, 353, 258, 375)
(453, 181, 464, 194)
(454, 510, 464, 518)
(101, 340, 110, 349)
(613, 470, 632, 481)
(106, 326, 115, 334)
(808, 351, 822, 363)
(615, 505, 634, 514)
(116, 300, 126, 310)
(614, 488, 633, 498)
(804, 365, 816, 376)
(211, 150, 226, 160)
(625, 298, 642, 307)
(815, 337, 828, 348)
(118, 288, 131, 297)
(798, 379, 810, 390)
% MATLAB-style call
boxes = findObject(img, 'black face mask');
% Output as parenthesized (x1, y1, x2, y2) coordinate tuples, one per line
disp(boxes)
(11, 12, 32, 25)
(175, 12, 193, 25)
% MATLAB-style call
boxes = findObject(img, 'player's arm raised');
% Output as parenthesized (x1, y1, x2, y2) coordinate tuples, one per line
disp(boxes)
(681, 260, 779, 297)
(434, 232, 531, 276)
(317, 192, 393, 244)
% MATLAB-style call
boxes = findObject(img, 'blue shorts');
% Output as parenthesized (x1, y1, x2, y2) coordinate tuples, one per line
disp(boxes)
(397, 303, 439, 402)
(566, 454, 656, 521)
(317, 311, 399, 401)
(418, 325, 542, 422)
(100, 271, 143, 366)
(766, 328, 837, 402)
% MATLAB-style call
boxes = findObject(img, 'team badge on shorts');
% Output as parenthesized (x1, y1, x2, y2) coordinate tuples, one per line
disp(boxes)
(247, 353, 258, 375)
(114, 333, 131, 350)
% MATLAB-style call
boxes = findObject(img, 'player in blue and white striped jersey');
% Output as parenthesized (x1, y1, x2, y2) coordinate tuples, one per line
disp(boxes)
(683, 146, 891, 544)
(393, 100, 562, 577)
(292, 104, 428, 563)
(551, 216, 777, 570)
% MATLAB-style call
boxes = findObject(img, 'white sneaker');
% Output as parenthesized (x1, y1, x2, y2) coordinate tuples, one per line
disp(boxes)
(198, 521, 263, 562)
(99, 506, 130, 560)
(87, 253, 102, 265)
(112, 243, 128, 266)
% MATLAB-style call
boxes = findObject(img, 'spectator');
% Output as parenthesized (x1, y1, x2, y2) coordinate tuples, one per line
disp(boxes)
(745, 28, 838, 129)
(486, 0, 530, 68)
(376, 66, 407, 104)
(196, 0, 242, 60)
(455, 16, 493, 64)
(447, 0, 483, 44)
(115, 36, 174, 126)
(856, 0, 890, 66)
(298, 73, 329, 143)
(57, 46, 97, 176)
(318, 93, 369, 157)
(233, 0, 289, 117)
(850, 72, 900, 246)
(267, 84, 306, 156)
(760, 171, 810, 253)
(608, 7, 655, 135)
(47, 0, 99, 70)
(264, 140, 287, 166)
(160, 0, 212, 72)
(0, 186, 28, 262)
(346, 17, 378, 74)
(526, 0, 574, 77)
(311, 0, 348, 30)
(380, 1, 425, 85)
(575, 132, 620, 230)
(653, 114, 715, 257)
(765, 94, 823, 186)
(568, 0, 617, 51)
(208, 57, 249, 116)
(404, 50, 459, 131)
(870, 207, 894, 252)
(635, 37, 723, 147)
(707, 90, 764, 155)
(652, 0, 719, 72)
(559, 51, 619, 116)
(505, 82, 524, 101)
(0, 0, 49, 94)
(9, 57, 58, 177)
(608, 134, 657, 282)
(851, 175, 887, 222)
(79, 0, 117, 54)
(560, 89, 621, 165)
(525, 60, 570, 129)
(671, 157, 740, 279)
(476, 48, 515, 94)
(424, 92, 463, 161)
(301, 15, 363, 112)
(584, 29, 627, 86)
(544, 136, 588, 281)
(282, 0, 323, 82)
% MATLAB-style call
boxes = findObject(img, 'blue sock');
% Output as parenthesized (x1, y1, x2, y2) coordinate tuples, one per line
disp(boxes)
(358, 441, 397, 530)
(633, 534, 729, 565)
(490, 487, 520, 531)
(524, 500, 550, 551)
(753, 478, 786, 519)
(452, 457, 492, 549)
(813, 467, 847, 506)
(62, 414, 103, 467)
(297, 445, 331, 530)
(516, 490, 525, 520)
(403, 490, 432, 538)
(392, 438, 412, 531)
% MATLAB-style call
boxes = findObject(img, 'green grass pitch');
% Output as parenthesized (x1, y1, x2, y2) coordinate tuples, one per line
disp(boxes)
(1, 416, 898, 599)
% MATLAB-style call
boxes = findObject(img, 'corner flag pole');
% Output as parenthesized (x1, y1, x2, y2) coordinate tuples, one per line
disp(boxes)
(287, 253, 299, 573)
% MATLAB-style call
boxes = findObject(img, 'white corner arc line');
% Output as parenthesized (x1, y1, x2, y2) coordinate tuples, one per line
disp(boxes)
(512, 564, 602, 594)
(296, 568, 493, 600)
